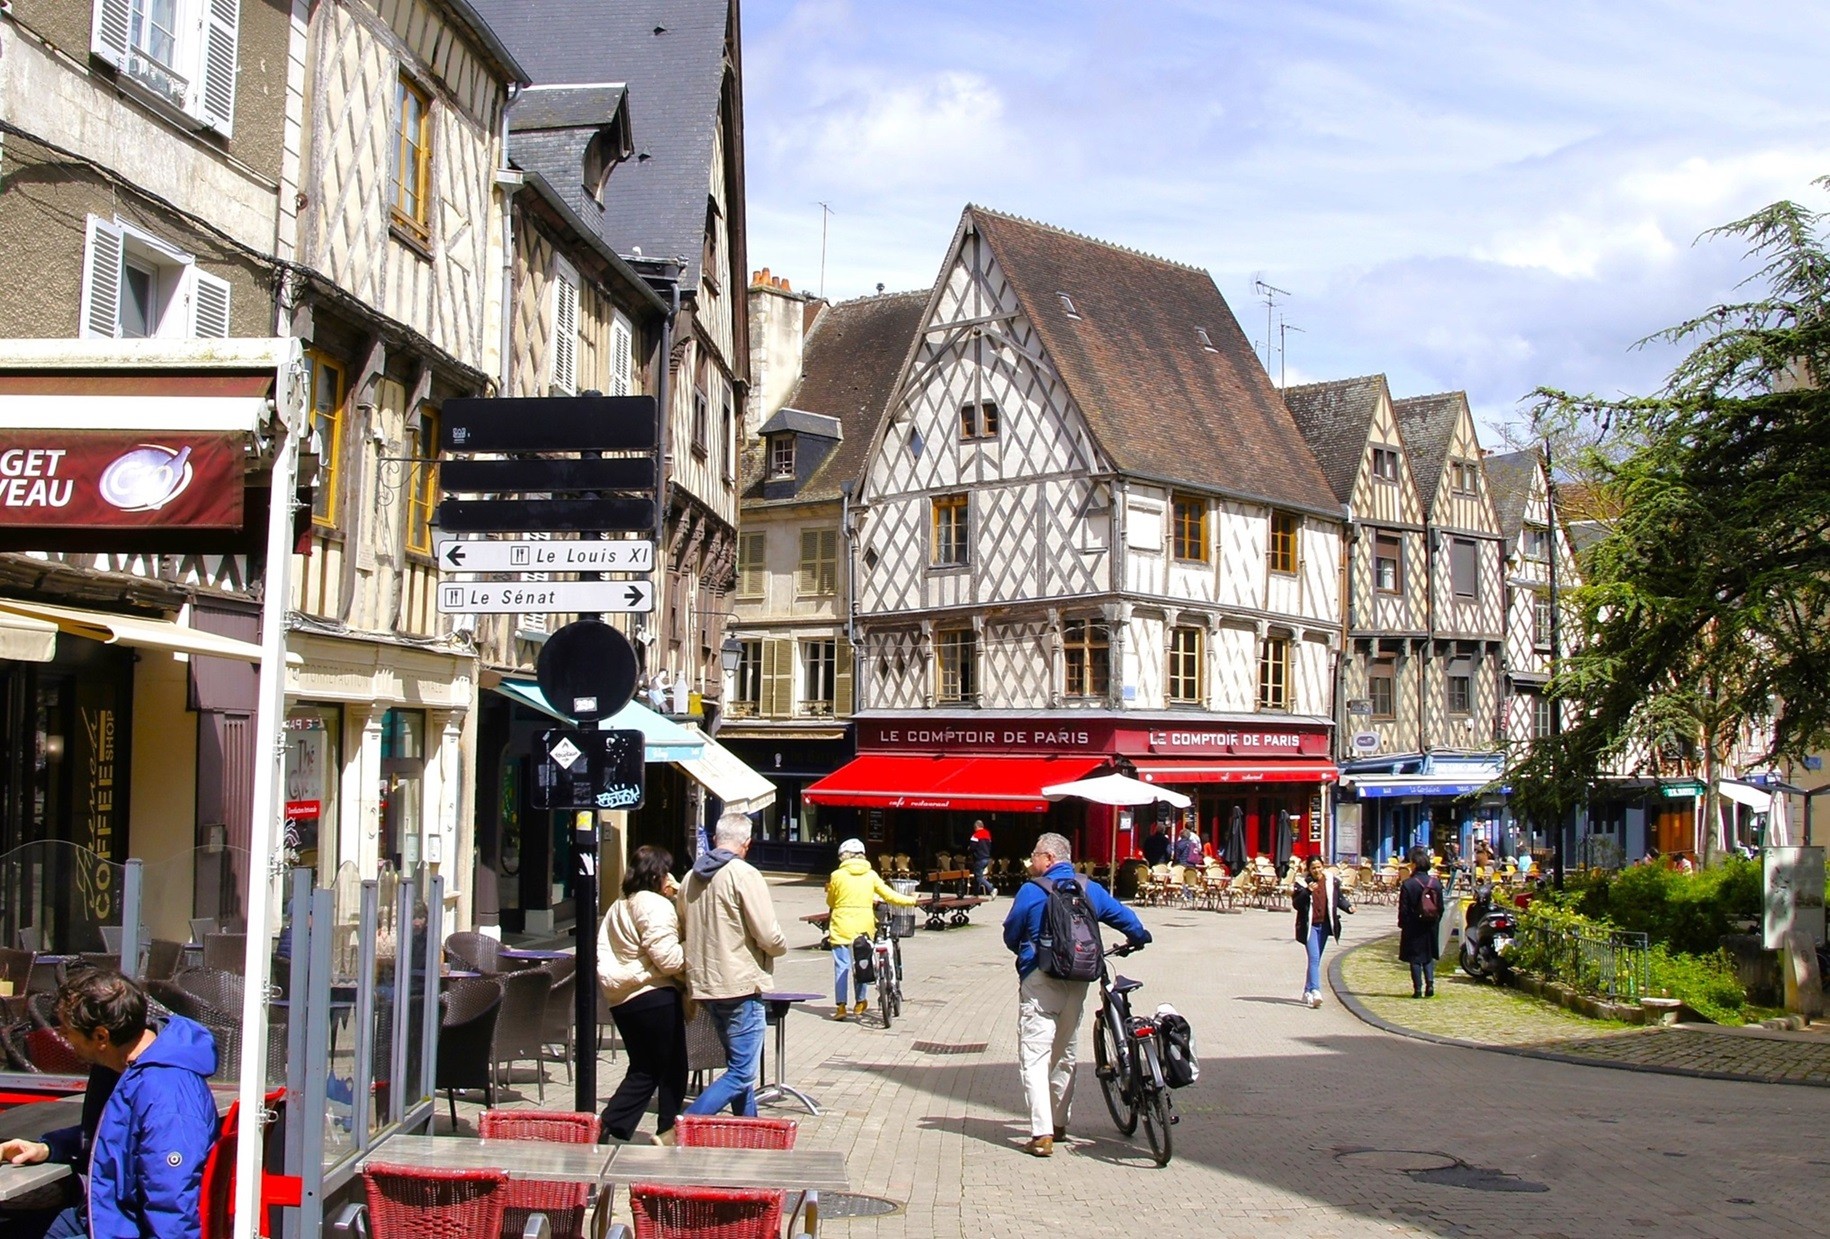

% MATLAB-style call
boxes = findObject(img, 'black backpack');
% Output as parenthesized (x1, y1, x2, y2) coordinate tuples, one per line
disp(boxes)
(1030, 875, 1103, 982)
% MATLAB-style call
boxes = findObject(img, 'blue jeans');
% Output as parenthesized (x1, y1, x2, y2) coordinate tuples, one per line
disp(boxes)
(1305, 925, 1331, 994)
(684, 996, 764, 1117)
(1411, 959, 1437, 995)
(832, 943, 868, 1005)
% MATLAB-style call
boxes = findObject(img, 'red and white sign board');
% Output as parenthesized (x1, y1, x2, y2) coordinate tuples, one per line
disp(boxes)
(0, 431, 246, 529)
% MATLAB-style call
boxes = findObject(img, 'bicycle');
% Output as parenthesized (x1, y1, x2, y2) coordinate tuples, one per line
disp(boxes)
(1092, 942, 1176, 1166)
(863, 902, 908, 1028)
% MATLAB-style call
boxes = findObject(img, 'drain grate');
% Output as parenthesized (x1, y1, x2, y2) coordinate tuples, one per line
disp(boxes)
(812, 1193, 901, 1218)
(912, 1040, 989, 1054)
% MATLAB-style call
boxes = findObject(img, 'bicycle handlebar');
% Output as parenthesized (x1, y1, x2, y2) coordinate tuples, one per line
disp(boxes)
(1106, 942, 1142, 958)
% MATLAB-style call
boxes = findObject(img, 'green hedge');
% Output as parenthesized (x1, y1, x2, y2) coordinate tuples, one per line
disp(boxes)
(1569, 857, 1762, 956)
(1515, 901, 1751, 1023)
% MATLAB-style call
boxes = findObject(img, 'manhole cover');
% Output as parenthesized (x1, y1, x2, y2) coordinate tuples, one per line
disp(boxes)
(1336, 1149, 1456, 1172)
(912, 1040, 989, 1055)
(1409, 1164, 1548, 1193)
(813, 1193, 901, 1218)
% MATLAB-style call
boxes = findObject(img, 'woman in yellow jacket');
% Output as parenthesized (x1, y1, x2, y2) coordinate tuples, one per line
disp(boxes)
(826, 838, 918, 1019)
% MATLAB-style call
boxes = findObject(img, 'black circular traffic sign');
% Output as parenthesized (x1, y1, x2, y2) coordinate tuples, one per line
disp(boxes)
(536, 619, 639, 722)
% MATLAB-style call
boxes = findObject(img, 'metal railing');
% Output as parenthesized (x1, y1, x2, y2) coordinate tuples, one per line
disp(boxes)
(1518, 921, 1649, 1001)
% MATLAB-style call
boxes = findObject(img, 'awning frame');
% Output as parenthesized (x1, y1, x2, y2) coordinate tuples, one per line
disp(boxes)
(0, 598, 297, 665)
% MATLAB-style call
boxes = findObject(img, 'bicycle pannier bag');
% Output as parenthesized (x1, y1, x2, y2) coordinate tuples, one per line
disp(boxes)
(851, 934, 875, 984)
(1155, 1004, 1199, 1088)
(1418, 878, 1443, 921)
(1030, 875, 1102, 982)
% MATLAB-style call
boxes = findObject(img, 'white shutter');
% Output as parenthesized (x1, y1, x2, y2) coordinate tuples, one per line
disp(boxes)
(188, 268, 231, 338)
(200, 0, 240, 136)
(550, 267, 578, 395)
(92, 0, 131, 68)
(79, 216, 125, 340)
(610, 313, 633, 396)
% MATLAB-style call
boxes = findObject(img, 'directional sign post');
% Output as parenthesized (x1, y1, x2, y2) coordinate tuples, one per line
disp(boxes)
(436, 579, 654, 614)
(435, 539, 655, 573)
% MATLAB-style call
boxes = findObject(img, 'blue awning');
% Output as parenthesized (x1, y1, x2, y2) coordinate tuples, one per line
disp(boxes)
(491, 681, 705, 763)
(1345, 775, 1504, 799)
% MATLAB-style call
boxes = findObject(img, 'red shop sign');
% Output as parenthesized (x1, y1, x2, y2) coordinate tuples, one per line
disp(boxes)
(0, 431, 245, 529)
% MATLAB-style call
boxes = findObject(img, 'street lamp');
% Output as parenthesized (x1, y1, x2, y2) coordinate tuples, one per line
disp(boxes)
(720, 635, 742, 680)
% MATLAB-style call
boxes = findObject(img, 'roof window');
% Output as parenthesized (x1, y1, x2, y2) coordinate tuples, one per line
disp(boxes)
(1196, 327, 1217, 352)
(1057, 292, 1080, 319)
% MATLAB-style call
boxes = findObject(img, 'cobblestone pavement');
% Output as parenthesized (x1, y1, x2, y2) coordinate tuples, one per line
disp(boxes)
(1336, 934, 1830, 1086)
(474, 877, 1828, 1238)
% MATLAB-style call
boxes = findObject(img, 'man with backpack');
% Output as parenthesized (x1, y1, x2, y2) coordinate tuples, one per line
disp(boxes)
(1397, 845, 1444, 998)
(1002, 832, 1151, 1158)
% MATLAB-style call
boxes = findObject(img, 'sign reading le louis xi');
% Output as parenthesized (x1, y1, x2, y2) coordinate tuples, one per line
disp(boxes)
(0, 431, 246, 529)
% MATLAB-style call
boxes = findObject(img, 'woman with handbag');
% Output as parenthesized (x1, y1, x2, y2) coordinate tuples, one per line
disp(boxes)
(597, 845, 688, 1143)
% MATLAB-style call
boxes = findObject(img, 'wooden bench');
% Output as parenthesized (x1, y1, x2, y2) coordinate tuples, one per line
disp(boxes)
(920, 895, 986, 930)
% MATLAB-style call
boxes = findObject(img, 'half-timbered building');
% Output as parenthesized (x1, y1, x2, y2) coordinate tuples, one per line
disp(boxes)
(1283, 375, 1433, 863)
(804, 208, 1343, 871)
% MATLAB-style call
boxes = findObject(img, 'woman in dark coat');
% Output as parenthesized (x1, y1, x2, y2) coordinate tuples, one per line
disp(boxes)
(1397, 845, 1444, 998)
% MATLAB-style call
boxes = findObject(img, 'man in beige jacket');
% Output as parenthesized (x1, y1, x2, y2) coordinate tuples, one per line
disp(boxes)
(679, 812, 786, 1117)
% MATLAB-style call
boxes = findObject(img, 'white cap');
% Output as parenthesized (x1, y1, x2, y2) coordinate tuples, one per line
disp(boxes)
(838, 838, 867, 856)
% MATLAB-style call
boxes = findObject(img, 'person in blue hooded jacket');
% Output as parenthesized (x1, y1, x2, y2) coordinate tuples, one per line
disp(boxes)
(1001, 832, 1149, 1158)
(0, 970, 219, 1239)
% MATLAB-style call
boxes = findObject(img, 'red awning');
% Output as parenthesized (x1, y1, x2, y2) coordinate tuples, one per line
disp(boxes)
(804, 754, 1106, 814)
(1133, 759, 1338, 785)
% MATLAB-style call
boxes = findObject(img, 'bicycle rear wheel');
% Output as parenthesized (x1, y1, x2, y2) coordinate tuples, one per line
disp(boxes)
(891, 939, 904, 1017)
(1140, 1078, 1173, 1166)
(877, 951, 894, 1029)
(1095, 1014, 1136, 1135)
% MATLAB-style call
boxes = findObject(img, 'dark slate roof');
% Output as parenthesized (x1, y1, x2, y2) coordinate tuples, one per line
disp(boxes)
(758, 408, 842, 439)
(512, 83, 628, 131)
(1483, 449, 1539, 542)
(1392, 391, 1465, 517)
(757, 290, 929, 504)
(1280, 375, 1389, 505)
(445, 0, 532, 84)
(473, 0, 731, 285)
(968, 208, 1338, 515)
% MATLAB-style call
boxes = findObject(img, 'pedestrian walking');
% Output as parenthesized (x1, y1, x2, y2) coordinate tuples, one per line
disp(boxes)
(1397, 845, 1444, 998)
(678, 812, 787, 1118)
(1172, 824, 1203, 869)
(596, 845, 688, 1144)
(1292, 855, 1353, 1007)
(967, 821, 996, 897)
(826, 839, 919, 1018)
(1001, 832, 1151, 1158)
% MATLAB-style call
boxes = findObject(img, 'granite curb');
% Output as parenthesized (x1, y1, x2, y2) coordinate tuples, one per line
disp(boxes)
(1326, 935, 1830, 1090)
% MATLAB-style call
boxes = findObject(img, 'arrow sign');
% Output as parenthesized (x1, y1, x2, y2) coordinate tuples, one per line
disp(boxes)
(436, 539, 655, 573)
(436, 579, 655, 614)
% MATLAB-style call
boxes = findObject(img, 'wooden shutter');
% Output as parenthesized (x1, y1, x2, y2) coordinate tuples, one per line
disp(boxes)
(80, 216, 124, 340)
(762, 638, 792, 717)
(92, 0, 131, 67)
(188, 268, 231, 338)
(200, 0, 240, 135)
(551, 266, 578, 394)
(610, 314, 634, 396)
(834, 641, 853, 717)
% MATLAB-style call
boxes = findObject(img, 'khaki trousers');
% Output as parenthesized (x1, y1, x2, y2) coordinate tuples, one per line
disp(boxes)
(1017, 970, 1090, 1138)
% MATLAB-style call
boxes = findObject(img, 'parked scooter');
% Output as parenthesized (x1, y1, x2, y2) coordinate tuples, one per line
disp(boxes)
(1459, 881, 1517, 981)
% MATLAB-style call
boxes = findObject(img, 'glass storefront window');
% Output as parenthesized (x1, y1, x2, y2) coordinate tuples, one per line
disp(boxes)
(380, 709, 425, 874)
(284, 706, 341, 880)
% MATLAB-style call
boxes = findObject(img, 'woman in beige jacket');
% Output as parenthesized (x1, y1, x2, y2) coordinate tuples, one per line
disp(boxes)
(596, 845, 687, 1142)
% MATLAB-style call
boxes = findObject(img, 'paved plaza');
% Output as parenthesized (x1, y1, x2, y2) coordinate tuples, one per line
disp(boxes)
(483, 877, 1827, 1238)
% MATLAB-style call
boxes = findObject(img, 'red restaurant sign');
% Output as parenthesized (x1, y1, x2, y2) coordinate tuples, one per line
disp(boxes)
(854, 716, 1331, 759)
(0, 431, 245, 529)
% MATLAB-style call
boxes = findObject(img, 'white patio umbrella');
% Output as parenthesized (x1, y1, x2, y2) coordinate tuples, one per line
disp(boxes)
(1043, 774, 1192, 883)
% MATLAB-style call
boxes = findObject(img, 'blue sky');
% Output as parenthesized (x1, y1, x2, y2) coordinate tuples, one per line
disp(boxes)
(741, 1, 1830, 437)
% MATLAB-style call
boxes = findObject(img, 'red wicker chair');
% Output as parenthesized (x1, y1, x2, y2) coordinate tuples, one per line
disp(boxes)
(361, 1164, 508, 1239)
(626, 1184, 783, 1239)
(24, 1026, 85, 1075)
(477, 1110, 600, 1239)
(672, 1116, 798, 1150)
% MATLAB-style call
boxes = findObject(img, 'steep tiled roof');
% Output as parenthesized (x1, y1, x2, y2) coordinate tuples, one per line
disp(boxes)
(1280, 375, 1389, 505)
(1392, 391, 1465, 516)
(473, 0, 731, 286)
(1483, 449, 1540, 542)
(969, 208, 1337, 515)
(763, 291, 930, 504)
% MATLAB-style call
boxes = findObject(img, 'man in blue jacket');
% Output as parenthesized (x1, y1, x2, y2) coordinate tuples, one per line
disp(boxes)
(1001, 832, 1150, 1158)
(0, 970, 218, 1239)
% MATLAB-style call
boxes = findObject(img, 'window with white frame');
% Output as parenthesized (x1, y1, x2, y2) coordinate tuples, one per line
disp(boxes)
(549, 258, 579, 394)
(801, 640, 836, 716)
(92, 0, 240, 135)
(1532, 693, 1553, 739)
(767, 434, 794, 479)
(1533, 594, 1554, 648)
(81, 216, 230, 340)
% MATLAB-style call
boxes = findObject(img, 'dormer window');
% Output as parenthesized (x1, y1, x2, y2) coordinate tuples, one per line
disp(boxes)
(960, 400, 999, 440)
(768, 434, 794, 479)
(583, 130, 617, 203)
(1450, 460, 1480, 495)
(1371, 446, 1400, 483)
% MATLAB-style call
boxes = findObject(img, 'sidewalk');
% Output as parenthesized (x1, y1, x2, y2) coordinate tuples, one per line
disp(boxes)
(1331, 934, 1830, 1087)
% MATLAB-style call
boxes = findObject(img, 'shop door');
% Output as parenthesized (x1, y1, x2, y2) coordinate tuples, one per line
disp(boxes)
(380, 709, 425, 874)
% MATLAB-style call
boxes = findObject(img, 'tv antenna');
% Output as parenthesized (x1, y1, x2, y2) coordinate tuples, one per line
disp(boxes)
(1278, 317, 1305, 389)
(816, 201, 835, 299)
(1253, 277, 1289, 376)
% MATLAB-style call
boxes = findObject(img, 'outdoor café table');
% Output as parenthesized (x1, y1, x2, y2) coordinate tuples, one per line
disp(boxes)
(355, 1135, 611, 1182)
(0, 1097, 83, 1144)
(755, 992, 822, 1116)
(0, 1162, 70, 1203)
(498, 948, 570, 962)
(604, 1143, 849, 1191)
